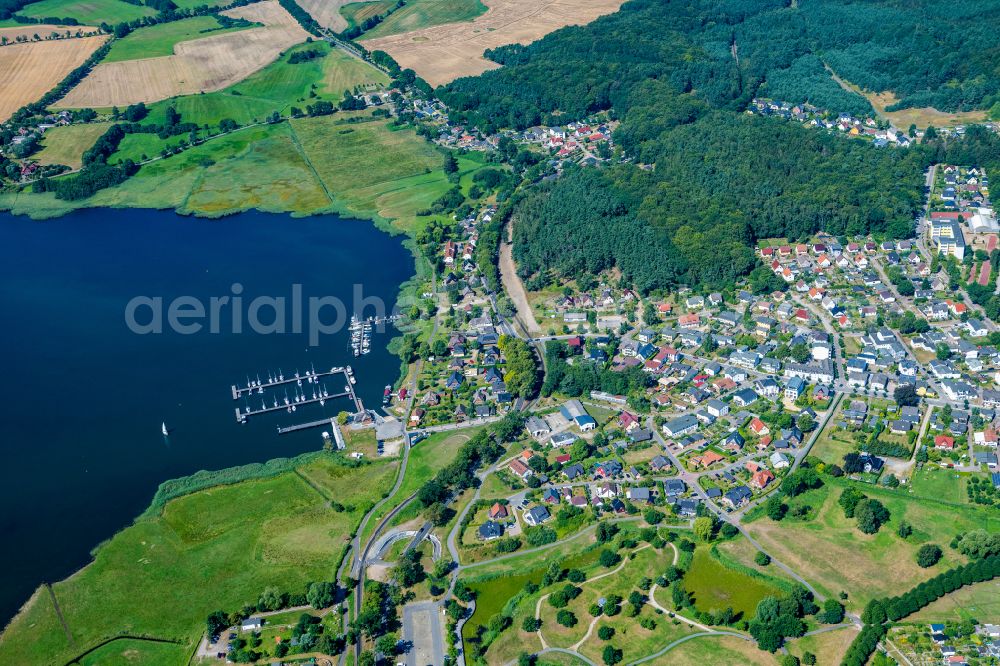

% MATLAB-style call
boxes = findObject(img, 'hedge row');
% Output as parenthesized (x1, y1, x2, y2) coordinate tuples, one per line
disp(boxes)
(841, 555, 1000, 665)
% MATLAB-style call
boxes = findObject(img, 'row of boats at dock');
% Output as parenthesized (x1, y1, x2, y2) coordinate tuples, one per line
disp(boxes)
(350, 315, 372, 357)
(231, 365, 357, 423)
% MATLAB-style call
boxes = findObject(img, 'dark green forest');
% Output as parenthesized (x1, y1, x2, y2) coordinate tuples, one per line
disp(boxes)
(440, 0, 1000, 127)
(437, 0, 1000, 292)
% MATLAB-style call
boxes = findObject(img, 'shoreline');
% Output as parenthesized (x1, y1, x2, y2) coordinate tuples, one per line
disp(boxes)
(0, 202, 423, 640)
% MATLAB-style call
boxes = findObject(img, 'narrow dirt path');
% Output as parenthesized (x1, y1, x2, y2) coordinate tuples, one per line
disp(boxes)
(498, 221, 541, 335)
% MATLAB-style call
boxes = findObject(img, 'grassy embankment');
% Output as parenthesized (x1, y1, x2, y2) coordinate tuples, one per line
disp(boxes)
(0, 449, 399, 666)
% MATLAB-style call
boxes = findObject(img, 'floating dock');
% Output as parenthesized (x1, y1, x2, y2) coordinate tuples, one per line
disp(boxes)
(231, 365, 348, 400)
(232, 365, 364, 424)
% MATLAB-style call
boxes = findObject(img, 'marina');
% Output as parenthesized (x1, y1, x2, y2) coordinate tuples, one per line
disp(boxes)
(230, 363, 350, 399)
(232, 365, 364, 423)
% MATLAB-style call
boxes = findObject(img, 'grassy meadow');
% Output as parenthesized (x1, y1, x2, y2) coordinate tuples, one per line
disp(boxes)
(744, 478, 1000, 610)
(104, 15, 251, 63)
(0, 454, 397, 666)
(907, 579, 1000, 623)
(34, 122, 111, 169)
(681, 546, 785, 620)
(74, 638, 190, 666)
(645, 634, 779, 665)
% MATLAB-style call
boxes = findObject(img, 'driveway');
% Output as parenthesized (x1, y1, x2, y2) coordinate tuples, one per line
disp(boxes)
(402, 601, 445, 666)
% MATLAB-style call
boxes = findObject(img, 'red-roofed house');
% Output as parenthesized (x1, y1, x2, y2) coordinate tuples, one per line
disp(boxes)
(618, 411, 640, 432)
(751, 469, 775, 489)
(934, 435, 955, 450)
(749, 417, 770, 436)
(489, 503, 508, 519)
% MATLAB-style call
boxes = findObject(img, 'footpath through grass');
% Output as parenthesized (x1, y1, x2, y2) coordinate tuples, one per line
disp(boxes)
(0, 453, 397, 666)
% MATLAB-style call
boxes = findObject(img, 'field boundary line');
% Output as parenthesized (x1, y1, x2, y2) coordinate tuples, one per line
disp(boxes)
(286, 120, 336, 205)
(293, 468, 331, 500)
(46, 583, 75, 647)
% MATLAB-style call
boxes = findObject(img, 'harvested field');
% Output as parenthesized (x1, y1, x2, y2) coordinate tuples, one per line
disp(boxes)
(296, 0, 378, 31)
(55, 1, 308, 108)
(360, 0, 488, 39)
(865, 91, 988, 130)
(0, 24, 99, 42)
(0, 34, 108, 122)
(361, 0, 626, 85)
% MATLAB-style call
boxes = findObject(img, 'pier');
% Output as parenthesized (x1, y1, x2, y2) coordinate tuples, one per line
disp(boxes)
(232, 365, 364, 423)
(231, 365, 349, 400)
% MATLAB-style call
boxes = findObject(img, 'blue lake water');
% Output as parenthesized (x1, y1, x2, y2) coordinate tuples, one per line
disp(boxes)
(0, 208, 413, 624)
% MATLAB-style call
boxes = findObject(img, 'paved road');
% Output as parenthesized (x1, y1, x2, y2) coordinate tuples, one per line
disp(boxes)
(402, 601, 446, 666)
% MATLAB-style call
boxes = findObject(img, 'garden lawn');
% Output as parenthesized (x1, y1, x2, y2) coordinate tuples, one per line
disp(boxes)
(104, 16, 252, 63)
(811, 422, 858, 466)
(744, 478, 1000, 611)
(908, 467, 968, 505)
(0, 454, 396, 666)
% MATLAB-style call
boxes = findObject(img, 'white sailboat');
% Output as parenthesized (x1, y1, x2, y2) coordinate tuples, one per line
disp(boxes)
(161, 422, 168, 436)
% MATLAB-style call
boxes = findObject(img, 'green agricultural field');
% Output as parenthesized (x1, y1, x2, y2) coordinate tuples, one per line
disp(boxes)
(290, 114, 483, 232)
(104, 15, 252, 63)
(2, 42, 457, 226)
(359, 0, 487, 39)
(744, 478, 1000, 610)
(17, 0, 155, 24)
(0, 453, 397, 666)
(75, 638, 190, 666)
(322, 47, 390, 95)
(34, 122, 111, 169)
(677, 547, 784, 620)
(340, 0, 394, 29)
